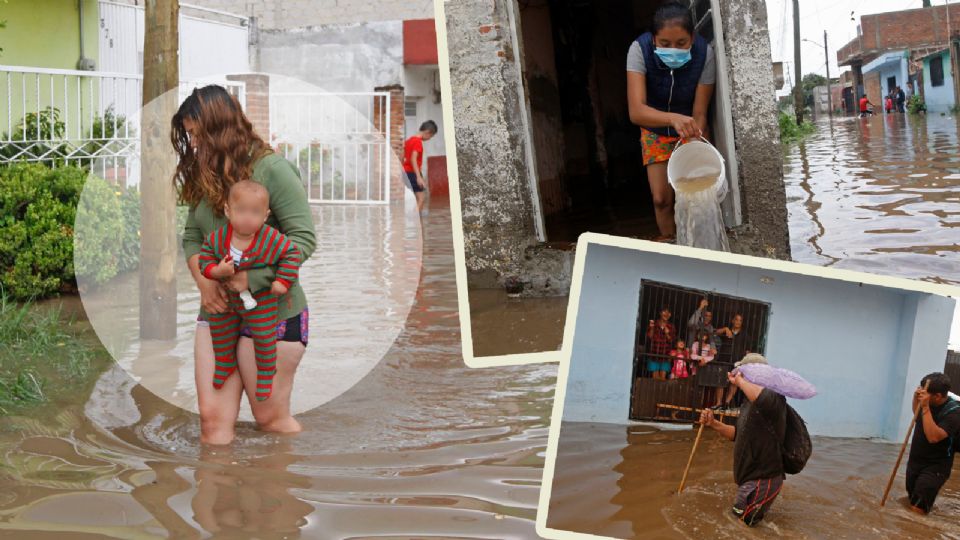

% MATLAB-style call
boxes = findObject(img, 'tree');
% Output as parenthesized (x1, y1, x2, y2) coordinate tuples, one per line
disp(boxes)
(140, 0, 179, 339)
(800, 73, 828, 109)
(923, 0, 932, 7)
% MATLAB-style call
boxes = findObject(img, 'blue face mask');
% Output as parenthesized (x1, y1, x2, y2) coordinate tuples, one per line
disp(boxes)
(654, 47, 692, 69)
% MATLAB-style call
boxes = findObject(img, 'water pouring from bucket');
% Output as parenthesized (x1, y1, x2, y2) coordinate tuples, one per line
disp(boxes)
(667, 138, 730, 251)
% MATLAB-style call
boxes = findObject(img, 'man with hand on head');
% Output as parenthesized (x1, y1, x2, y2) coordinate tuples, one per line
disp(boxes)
(906, 372, 960, 515)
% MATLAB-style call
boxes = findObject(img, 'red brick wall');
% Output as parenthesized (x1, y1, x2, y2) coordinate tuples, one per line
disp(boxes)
(839, 5, 960, 64)
(374, 84, 406, 203)
(403, 19, 438, 65)
(227, 74, 270, 143)
(864, 71, 882, 109)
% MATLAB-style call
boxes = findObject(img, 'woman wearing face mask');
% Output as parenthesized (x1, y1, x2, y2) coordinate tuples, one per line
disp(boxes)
(627, 1, 716, 242)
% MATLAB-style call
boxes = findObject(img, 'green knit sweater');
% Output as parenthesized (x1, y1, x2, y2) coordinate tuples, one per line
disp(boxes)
(182, 153, 317, 321)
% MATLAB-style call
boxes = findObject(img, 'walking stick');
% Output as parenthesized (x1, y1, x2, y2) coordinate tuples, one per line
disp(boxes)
(678, 410, 724, 494)
(880, 380, 930, 506)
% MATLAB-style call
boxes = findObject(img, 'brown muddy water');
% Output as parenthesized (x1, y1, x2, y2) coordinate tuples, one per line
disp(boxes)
(785, 114, 960, 285)
(0, 202, 558, 539)
(547, 421, 960, 540)
(468, 290, 567, 358)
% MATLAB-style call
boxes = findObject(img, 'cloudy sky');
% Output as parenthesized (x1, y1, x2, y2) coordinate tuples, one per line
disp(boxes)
(764, 0, 936, 93)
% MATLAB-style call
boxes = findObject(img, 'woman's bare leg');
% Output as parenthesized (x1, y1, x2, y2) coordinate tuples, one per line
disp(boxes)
(646, 162, 676, 238)
(195, 324, 244, 445)
(238, 337, 305, 434)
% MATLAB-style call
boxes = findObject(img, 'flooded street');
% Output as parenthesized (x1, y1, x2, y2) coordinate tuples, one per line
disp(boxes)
(0, 202, 558, 539)
(547, 422, 960, 539)
(469, 290, 567, 358)
(785, 114, 960, 285)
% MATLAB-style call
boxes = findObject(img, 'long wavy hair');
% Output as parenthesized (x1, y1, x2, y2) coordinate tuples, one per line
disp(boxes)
(171, 85, 272, 214)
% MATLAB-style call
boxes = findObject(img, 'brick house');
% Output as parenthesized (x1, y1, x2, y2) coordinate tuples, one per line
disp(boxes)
(837, 4, 960, 113)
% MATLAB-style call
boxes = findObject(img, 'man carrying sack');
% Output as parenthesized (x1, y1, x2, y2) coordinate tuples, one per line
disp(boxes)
(905, 372, 960, 515)
(698, 353, 812, 526)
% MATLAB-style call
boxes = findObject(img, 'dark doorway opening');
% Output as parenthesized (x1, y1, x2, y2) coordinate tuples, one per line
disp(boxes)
(516, 0, 716, 243)
(629, 280, 770, 423)
(886, 76, 896, 95)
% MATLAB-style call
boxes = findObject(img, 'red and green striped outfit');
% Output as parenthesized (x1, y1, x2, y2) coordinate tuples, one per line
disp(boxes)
(198, 223, 301, 401)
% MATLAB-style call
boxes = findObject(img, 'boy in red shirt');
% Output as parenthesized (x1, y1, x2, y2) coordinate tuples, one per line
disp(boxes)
(859, 95, 875, 117)
(403, 120, 438, 212)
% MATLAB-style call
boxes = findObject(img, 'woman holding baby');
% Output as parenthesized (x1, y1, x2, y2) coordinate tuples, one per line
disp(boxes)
(173, 85, 316, 445)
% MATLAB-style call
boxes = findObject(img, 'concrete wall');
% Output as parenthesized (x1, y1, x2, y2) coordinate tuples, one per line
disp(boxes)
(444, 0, 542, 284)
(187, 0, 433, 29)
(923, 51, 956, 113)
(715, 0, 790, 260)
(255, 21, 403, 92)
(563, 243, 955, 440)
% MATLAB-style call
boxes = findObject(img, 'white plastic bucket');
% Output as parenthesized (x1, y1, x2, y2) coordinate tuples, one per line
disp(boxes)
(667, 138, 727, 201)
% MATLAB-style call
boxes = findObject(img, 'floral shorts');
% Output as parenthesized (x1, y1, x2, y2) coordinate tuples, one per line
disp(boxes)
(640, 127, 681, 165)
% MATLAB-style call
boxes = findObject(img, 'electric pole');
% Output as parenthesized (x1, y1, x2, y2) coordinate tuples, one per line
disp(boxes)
(140, 0, 179, 339)
(793, 0, 804, 124)
(825, 30, 833, 118)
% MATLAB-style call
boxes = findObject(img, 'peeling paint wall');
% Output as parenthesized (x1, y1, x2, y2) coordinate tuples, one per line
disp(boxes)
(445, 0, 541, 282)
(717, 0, 791, 260)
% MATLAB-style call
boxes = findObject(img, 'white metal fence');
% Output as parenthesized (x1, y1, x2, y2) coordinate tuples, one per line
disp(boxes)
(0, 65, 244, 187)
(270, 92, 392, 205)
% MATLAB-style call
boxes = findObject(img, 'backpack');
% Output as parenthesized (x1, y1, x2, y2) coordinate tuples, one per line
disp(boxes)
(780, 404, 813, 474)
(759, 400, 812, 475)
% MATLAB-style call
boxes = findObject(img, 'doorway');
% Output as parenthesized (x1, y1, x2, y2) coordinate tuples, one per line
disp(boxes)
(514, 0, 722, 242)
(628, 280, 770, 422)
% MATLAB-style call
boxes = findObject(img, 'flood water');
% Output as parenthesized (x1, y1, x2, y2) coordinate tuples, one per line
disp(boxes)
(0, 202, 558, 539)
(547, 422, 960, 539)
(785, 114, 960, 285)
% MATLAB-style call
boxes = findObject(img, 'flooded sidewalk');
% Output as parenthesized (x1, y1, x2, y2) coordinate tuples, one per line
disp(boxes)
(0, 202, 557, 539)
(547, 421, 960, 539)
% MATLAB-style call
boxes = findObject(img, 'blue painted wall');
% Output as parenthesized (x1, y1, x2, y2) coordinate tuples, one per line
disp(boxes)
(563, 244, 955, 441)
(923, 51, 955, 113)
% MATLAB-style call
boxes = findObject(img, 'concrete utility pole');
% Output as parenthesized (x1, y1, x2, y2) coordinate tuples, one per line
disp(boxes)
(793, 0, 804, 124)
(140, 0, 179, 339)
(824, 30, 833, 118)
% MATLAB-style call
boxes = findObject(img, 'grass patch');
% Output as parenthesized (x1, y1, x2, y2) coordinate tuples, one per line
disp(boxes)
(779, 112, 816, 144)
(0, 291, 110, 414)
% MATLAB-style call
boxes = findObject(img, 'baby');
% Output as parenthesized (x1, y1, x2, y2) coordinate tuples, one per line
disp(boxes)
(198, 180, 302, 401)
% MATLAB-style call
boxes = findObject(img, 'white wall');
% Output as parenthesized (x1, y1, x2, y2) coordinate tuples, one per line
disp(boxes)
(186, 0, 434, 30)
(563, 243, 955, 441)
(97, 1, 249, 79)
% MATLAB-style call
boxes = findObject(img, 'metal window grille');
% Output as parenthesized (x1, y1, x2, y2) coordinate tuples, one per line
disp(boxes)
(629, 280, 770, 422)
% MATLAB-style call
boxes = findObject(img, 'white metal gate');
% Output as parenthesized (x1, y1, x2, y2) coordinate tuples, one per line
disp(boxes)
(0, 64, 244, 188)
(270, 92, 392, 205)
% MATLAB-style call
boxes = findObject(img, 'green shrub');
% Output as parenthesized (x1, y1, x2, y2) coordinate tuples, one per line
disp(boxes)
(0, 163, 193, 300)
(907, 95, 927, 114)
(0, 107, 69, 168)
(74, 176, 126, 286)
(0, 164, 85, 299)
(778, 112, 816, 143)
